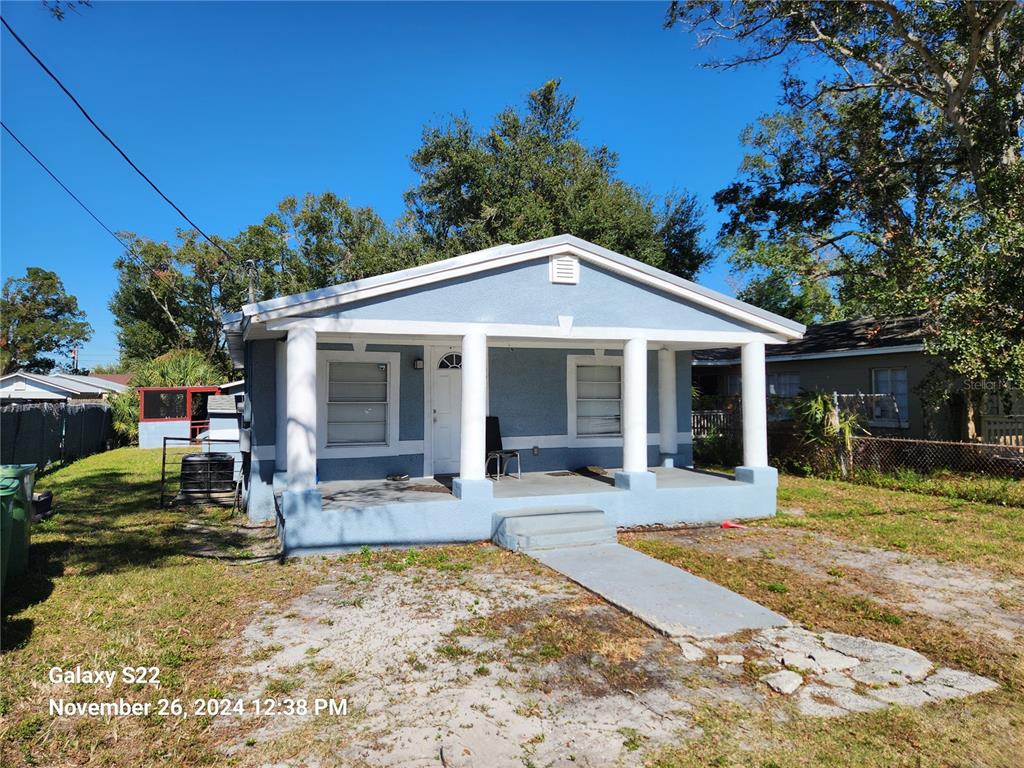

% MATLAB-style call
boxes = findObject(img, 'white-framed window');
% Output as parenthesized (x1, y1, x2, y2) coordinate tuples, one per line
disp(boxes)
(567, 355, 623, 442)
(317, 351, 401, 453)
(870, 367, 909, 427)
(767, 372, 801, 398)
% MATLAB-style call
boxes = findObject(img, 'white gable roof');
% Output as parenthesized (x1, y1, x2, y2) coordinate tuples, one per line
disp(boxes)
(0, 372, 111, 400)
(227, 235, 805, 340)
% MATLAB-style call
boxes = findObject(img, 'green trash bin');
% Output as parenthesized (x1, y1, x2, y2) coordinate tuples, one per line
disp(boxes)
(0, 477, 19, 595)
(0, 464, 37, 580)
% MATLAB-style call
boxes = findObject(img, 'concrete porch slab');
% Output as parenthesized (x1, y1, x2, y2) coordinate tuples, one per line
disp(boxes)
(529, 543, 790, 639)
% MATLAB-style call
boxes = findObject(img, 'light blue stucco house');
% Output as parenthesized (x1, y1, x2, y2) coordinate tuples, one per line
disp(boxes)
(223, 235, 804, 554)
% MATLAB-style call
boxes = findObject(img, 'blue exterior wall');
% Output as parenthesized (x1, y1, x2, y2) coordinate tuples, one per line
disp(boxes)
(243, 341, 694, 511)
(245, 339, 278, 521)
(139, 420, 190, 449)
(309, 259, 763, 334)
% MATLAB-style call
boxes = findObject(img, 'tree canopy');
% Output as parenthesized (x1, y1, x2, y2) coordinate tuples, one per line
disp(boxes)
(0, 267, 92, 374)
(667, 0, 1024, 389)
(405, 80, 713, 276)
(110, 82, 713, 367)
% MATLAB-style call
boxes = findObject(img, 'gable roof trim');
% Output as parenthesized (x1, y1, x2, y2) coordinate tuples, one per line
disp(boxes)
(235, 235, 805, 339)
(693, 343, 926, 366)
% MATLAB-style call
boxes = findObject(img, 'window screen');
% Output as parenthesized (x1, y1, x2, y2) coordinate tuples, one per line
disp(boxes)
(326, 361, 389, 445)
(575, 364, 622, 436)
(142, 390, 187, 420)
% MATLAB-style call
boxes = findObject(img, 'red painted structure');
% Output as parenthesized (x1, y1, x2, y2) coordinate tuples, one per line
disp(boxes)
(138, 386, 221, 442)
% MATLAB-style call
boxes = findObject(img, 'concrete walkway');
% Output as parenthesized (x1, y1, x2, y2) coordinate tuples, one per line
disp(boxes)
(530, 543, 790, 639)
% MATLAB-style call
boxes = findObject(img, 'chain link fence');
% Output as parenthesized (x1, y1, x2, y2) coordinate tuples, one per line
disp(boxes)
(851, 436, 1024, 479)
(0, 402, 113, 469)
(692, 414, 1024, 480)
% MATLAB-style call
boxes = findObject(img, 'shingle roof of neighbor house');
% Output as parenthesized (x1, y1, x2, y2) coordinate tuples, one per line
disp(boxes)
(90, 373, 132, 386)
(693, 316, 927, 364)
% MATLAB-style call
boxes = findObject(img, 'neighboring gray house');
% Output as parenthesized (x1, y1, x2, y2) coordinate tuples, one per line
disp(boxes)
(0, 372, 127, 403)
(223, 235, 804, 554)
(693, 316, 1022, 444)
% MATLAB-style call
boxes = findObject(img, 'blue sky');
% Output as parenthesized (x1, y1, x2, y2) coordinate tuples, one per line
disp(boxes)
(2, 1, 790, 369)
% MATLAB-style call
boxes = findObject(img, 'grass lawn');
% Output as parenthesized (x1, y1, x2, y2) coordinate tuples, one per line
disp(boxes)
(1, 449, 1021, 767)
(0, 448, 322, 766)
(771, 473, 1024, 578)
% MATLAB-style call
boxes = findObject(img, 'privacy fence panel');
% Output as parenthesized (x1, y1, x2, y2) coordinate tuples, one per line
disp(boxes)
(0, 402, 112, 469)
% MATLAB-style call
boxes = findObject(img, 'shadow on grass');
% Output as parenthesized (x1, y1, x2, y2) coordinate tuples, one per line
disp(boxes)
(1, 539, 70, 650)
(2, 459, 276, 648)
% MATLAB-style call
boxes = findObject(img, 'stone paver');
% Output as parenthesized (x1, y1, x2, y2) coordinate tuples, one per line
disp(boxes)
(750, 626, 996, 717)
(867, 685, 933, 706)
(673, 639, 706, 661)
(817, 671, 856, 689)
(761, 670, 803, 694)
(925, 667, 1000, 694)
(717, 653, 745, 665)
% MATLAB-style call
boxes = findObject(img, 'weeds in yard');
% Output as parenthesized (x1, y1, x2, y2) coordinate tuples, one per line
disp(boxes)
(772, 474, 1024, 577)
(852, 467, 1024, 507)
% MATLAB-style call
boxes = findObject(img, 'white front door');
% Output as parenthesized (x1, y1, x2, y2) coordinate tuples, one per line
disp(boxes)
(431, 351, 463, 474)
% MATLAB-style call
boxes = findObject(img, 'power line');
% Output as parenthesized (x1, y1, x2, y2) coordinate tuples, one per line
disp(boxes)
(2, 120, 130, 250)
(1, 16, 231, 259)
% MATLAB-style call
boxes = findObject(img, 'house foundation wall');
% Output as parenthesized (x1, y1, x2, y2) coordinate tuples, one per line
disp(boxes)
(279, 468, 777, 555)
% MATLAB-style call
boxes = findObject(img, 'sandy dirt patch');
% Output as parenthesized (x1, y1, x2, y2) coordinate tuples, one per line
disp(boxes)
(210, 543, 1003, 767)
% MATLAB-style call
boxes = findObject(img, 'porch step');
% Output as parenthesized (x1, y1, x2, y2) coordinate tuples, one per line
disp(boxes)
(493, 506, 617, 552)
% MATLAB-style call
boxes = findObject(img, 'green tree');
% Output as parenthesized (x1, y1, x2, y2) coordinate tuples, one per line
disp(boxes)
(110, 193, 415, 367)
(735, 270, 838, 326)
(108, 349, 226, 445)
(667, 1, 1024, 389)
(109, 233, 228, 364)
(0, 267, 92, 374)
(405, 80, 713, 278)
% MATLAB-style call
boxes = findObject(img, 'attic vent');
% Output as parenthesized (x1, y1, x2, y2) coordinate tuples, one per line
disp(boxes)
(549, 254, 579, 285)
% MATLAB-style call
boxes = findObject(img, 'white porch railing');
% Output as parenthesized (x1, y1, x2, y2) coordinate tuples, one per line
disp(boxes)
(982, 416, 1024, 446)
(692, 409, 740, 437)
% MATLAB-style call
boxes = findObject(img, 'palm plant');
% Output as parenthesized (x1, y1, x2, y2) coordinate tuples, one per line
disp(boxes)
(790, 391, 864, 477)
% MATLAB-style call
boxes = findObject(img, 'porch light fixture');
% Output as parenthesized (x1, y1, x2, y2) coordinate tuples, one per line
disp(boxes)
(413, 358, 424, 369)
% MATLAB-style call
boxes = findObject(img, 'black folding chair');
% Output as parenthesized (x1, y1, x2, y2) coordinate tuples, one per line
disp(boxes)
(485, 416, 521, 481)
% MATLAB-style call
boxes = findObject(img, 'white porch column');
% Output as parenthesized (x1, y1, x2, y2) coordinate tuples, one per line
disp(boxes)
(622, 336, 649, 474)
(458, 331, 488, 482)
(657, 348, 677, 463)
(741, 340, 769, 467)
(286, 324, 317, 491)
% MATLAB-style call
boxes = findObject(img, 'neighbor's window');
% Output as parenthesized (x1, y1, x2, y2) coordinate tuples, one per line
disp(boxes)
(575, 363, 622, 436)
(767, 372, 801, 398)
(870, 367, 909, 426)
(326, 361, 389, 445)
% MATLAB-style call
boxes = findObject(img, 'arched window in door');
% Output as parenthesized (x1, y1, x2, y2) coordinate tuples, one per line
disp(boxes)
(438, 352, 462, 370)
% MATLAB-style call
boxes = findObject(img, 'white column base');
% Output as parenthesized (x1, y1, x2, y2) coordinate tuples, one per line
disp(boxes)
(735, 466, 778, 486)
(453, 477, 493, 500)
(614, 471, 657, 491)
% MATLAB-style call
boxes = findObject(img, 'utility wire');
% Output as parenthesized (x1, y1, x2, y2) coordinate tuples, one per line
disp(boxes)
(1, 16, 231, 258)
(2, 120, 130, 250)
